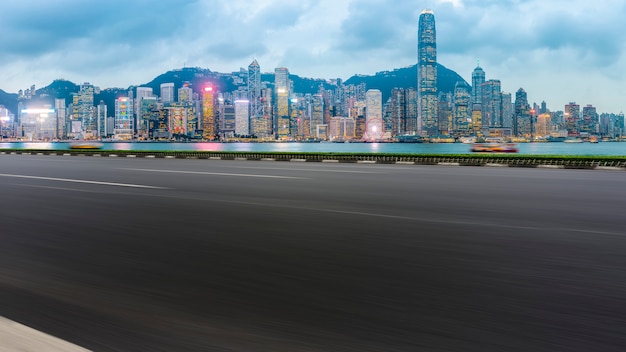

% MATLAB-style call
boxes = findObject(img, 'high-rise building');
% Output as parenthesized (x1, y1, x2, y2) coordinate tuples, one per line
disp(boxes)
(364, 89, 383, 140)
(310, 94, 324, 138)
(535, 113, 551, 138)
(482, 80, 502, 128)
(235, 99, 250, 136)
(389, 88, 418, 136)
(135, 87, 153, 135)
(201, 86, 216, 139)
(564, 102, 580, 136)
(453, 82, 471, 134)
(418, 9, 438, 136)
(275, 67, 290, 138)
(114, 97, 133, 140)
(581, 104, 598, 135)
(55, 98, 66, 140)
(160, 83, 175, 104)
(514, 88, 531, 137)
(471, 64, 485, 108)
(97, 100, 107, 137)
(178, 85, 193, 104)
(248, 60, 264, 122)
(501, 92, 513, 129)
(76, 83, 95, 137)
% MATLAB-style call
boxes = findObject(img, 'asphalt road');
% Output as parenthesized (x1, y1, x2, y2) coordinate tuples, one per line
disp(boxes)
(1, 154, 625, 351)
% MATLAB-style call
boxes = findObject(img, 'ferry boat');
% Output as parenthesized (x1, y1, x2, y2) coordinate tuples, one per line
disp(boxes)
(471, 143, 519, 153)
(69, 141, 104, 150)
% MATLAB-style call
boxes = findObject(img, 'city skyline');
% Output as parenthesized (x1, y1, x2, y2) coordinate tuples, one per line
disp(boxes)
(0, 1, 625, 114)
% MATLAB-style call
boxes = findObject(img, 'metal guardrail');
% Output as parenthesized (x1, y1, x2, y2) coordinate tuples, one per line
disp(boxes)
(2, 149, 626, 169)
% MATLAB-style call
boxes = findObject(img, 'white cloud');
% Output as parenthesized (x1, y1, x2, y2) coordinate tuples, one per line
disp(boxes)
(0, 0, 625, 113)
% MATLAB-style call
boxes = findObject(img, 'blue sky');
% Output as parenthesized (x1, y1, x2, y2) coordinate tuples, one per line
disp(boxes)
(1, 0, 625, 113)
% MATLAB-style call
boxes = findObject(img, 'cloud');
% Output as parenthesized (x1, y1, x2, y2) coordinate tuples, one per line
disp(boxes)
(0, 0, 625, 112)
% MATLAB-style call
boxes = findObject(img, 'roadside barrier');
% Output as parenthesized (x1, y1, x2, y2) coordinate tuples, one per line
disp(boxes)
(2, 149, 625, 170)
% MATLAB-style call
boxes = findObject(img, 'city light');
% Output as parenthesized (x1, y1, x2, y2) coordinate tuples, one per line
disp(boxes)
(21, 109, 55, 114)
(204, 86, 213, 92)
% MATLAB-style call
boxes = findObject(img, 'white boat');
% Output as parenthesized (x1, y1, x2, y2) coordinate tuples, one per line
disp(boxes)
(459, 136, 477, 144)
(563, 138, 583, 143)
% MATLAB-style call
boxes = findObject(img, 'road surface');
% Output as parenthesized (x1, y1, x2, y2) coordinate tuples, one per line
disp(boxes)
(1, 154, 625, 351)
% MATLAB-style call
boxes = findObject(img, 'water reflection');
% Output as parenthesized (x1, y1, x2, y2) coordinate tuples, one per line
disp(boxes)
(0, 141, 624, 156)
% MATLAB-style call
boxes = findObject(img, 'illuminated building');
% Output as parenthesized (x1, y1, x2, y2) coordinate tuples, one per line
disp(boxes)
(513, 88, 531, 137)
(19, 106, 56, 140)
(221, 104, 235, 137)
(235, 99, 250, 136)
(167, 104, 188, 136)
(418, 9, 438, 136)
(114, 97, 133, 140)
(471, 64, 485, 108)
(437, 95, 452, 135)
(289, 98, 300, 138)
(160, 83, 175, 104)
(329, 116, 356, 141)
(71, 83, 95, 137)
(202, 86, 216, 139)
(364, 89, 383, 140)
(97, 100, 107, 138)
(581, 104, 598, 135)
(178, 85, 193, 104)
(55, 99, 66, 139)
(501, 92, 513, 129)
(453, 82, 471, 134)
(564, 102, 580, 136)
(135, 87, 153, 135)
(390, 88, 418, 136)
(275, 67, 290, 138)
(0, 105, 13, 139)
(310, 94, 324, 138)
(535, 113, 552, 138)
(248, 60, 264, 122)
(481, 80, 502, 127)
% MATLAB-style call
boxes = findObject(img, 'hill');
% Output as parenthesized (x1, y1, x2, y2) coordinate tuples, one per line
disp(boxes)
(0, 90, 18, 117)
(344, 63, 468, 102)
(1, 64, 469, 116)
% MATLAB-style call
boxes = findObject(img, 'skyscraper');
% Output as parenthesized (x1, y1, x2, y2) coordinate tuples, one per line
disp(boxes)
(364, 89, 383, 140)
(453, 82, 471, 133)
(160, 83, 175, 104)
(274, 67, 290, 138)
(202, 86, 216, 140)
(248, 60, 263, 120)
(482, 80, 502, 128)
(564, 102, 580, 136)
(514, 88, 531, 137)
(471, 64, 485, 108)
(114, 97, 133, 140)
(418, 9, 438, 136)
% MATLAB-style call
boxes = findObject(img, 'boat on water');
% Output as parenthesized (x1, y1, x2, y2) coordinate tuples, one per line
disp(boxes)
(563, 138, 583, 143)
(459, 136, 477, 144)
(470, 143, 518, 153)
(69, 141, 104, 150)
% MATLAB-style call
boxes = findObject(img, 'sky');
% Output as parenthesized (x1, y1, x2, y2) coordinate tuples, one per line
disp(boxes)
(1, 0, 625, 113)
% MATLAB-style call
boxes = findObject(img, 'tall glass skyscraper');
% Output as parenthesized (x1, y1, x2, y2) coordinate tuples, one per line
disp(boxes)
(418, 9, 437, 136)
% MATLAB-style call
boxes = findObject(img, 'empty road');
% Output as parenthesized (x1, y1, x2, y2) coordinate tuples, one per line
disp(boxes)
(1, 154, 625, 351)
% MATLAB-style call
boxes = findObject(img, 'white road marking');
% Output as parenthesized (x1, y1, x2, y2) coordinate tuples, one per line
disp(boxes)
(121, 168, 308, 179)
(0, 173, 167, 189)
(0, 316, 91, 351)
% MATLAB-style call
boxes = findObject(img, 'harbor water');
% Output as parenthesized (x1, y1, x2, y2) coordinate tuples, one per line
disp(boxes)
(1, 141, 626, 156)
